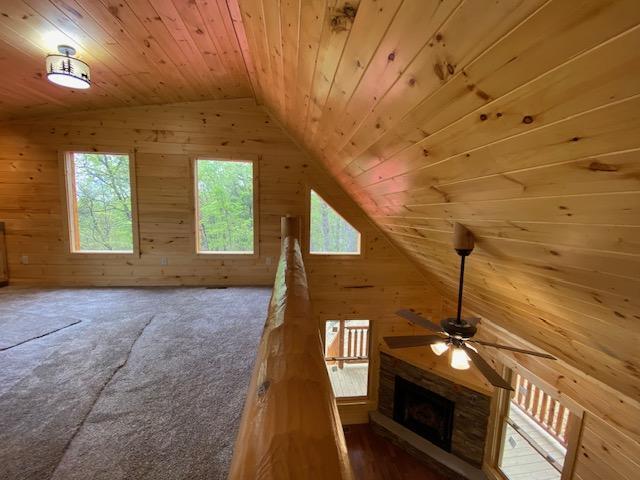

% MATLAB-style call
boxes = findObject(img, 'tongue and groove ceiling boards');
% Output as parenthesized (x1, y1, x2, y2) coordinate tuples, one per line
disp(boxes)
(0, 0, 253, 118)
(234, 0, 640, 401)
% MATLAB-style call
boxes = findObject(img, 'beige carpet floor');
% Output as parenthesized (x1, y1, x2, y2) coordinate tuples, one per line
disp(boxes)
(0, 286, 271, 480)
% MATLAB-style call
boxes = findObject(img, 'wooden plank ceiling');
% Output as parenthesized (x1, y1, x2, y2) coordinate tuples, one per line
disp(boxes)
(233, 0, 640, 401)
(0, 0, 253, 118)
(1, 1, 639, 401)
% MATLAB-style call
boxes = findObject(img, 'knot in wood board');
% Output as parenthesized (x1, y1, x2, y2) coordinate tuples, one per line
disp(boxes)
(257, 380, 271, 398)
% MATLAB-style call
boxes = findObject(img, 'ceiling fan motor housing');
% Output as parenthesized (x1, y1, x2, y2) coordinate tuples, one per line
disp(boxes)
(454, 223, 474, 257)
(441, 317, 477, 339)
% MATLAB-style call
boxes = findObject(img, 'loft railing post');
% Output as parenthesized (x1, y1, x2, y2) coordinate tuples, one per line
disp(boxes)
(281, 215, 301, 240)
(228, 216, 354, 480)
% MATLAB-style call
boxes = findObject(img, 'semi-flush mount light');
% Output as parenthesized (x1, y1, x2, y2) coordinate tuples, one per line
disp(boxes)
(46, 45, 90, 89)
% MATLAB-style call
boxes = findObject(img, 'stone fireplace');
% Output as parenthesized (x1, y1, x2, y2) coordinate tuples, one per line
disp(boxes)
(393, 375, 455, 451)
(373, 352, 491, 479)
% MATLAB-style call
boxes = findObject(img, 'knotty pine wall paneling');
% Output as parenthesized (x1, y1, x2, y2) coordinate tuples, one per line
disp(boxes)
(0, 98, 445, 423)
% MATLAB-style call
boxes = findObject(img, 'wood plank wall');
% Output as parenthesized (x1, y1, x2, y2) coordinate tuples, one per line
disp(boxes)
(235, 0, 640, 416)
(0, 98, 443, 422)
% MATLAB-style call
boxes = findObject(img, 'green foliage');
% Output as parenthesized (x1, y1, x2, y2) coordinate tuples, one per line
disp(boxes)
(310, 190, 360, 254)
(197, 160, 254, 252)
(73, 153, 133, 251)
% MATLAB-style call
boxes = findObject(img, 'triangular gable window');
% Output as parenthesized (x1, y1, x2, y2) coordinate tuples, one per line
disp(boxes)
(309, 190, 361, 255)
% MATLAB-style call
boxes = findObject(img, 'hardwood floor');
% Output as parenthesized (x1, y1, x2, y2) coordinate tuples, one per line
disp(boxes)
(344, 424, 448, 480)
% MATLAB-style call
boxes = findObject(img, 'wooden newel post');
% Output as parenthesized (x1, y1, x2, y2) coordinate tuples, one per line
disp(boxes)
(281, 215, 301, 241)
(228, 215, 354, 480)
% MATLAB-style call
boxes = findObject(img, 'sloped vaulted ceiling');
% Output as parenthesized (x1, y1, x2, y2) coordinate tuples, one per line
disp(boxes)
(0, 1, 638, 401)
(233, 0, 640, 401)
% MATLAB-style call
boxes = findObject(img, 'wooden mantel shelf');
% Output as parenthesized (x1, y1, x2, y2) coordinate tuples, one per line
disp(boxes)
(379, 344, 494, 396)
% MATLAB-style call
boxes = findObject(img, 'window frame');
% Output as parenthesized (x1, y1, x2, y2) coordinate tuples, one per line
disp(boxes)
(192, 155, 259, 257)
(322, 318, 372, 402)
(61, 149, 139, 256)
(305, 188, 362, 257)
(487, 364, 584, 480)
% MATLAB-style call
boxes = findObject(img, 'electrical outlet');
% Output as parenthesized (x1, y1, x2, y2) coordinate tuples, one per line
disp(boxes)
(160, 257, 168, 266)
(266, 256, 273, 266)
(20, 255, 29, 265)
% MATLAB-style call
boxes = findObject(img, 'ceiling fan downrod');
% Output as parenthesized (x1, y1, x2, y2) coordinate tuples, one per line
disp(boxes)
(453, 223, 474, 326)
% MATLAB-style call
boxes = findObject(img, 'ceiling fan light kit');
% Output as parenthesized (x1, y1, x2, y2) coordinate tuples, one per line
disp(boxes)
(385, 223, 556, 391)
(450, 346, 471, 370)
(430, 341, 449, 356)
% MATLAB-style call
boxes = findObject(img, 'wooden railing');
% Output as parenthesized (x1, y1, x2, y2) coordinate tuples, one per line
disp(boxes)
(345, 325, 368, 361)
(513, 373, 570, 446)
(229, 216, 354, 480)
(325, 321, 369, 368)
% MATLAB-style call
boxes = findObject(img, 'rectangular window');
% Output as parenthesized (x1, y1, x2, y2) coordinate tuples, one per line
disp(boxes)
(310, 190, 361, 255)
(65, 152, 134, 253)
(324, 320, 370, 398)
(195, 158, 255, 254)
(499, 373, 574, 480)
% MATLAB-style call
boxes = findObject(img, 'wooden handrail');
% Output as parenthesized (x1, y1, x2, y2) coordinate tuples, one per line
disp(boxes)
(229, 216, 354, 480)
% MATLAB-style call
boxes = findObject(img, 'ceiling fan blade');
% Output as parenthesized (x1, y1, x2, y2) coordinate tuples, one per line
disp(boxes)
(466, 317, 481, 326)
(462, 345, 513, 391)
(396, 309, 443, 333)
(384, 335, 446, 349)
(468, 340, 556, 359)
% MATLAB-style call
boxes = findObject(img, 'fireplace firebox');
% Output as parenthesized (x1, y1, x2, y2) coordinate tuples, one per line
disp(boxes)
(393, 375, 455, 452)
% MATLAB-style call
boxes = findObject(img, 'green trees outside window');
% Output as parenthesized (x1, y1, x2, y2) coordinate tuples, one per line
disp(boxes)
(310, 190, 360, 254)
(196, 159, 255, 253)
(68, 152, 133, 252)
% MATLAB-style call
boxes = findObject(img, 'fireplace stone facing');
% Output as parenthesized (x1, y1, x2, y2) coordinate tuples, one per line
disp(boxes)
(393, 375, 455, 451)
(378, 352, 491, 474)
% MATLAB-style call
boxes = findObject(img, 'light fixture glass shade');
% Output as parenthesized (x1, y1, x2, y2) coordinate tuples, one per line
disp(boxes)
(46, 48, 90, 89)
(450, 347, 471, 370)
(430, 342, 449, 356)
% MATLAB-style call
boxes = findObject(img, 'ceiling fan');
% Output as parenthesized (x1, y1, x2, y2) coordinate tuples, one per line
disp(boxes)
(384, 223, 555, 391)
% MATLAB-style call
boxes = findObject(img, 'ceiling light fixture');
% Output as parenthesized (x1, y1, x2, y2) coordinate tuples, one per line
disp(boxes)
(386, 223, 557, 389)
(46, 45, 90, 89)
(430, 341, 449, 356)
(450, 346, 471, 370)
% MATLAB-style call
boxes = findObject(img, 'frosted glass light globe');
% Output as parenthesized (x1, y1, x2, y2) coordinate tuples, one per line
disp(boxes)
(450, 347, 471, 370)
(430, 342, 449, 356)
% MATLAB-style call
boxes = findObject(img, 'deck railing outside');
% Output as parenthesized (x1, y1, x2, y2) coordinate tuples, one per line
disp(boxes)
(228, 216, 354, 480)
(325, 321, 369, 367)
(513, 373, 569, 447)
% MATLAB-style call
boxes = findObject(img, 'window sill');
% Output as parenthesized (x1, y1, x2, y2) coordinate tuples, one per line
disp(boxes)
(196, 251, 258, 259)
(70, 250, 134, 255)
(335, 397, 369, 405)
(309, 252, 361, 257)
